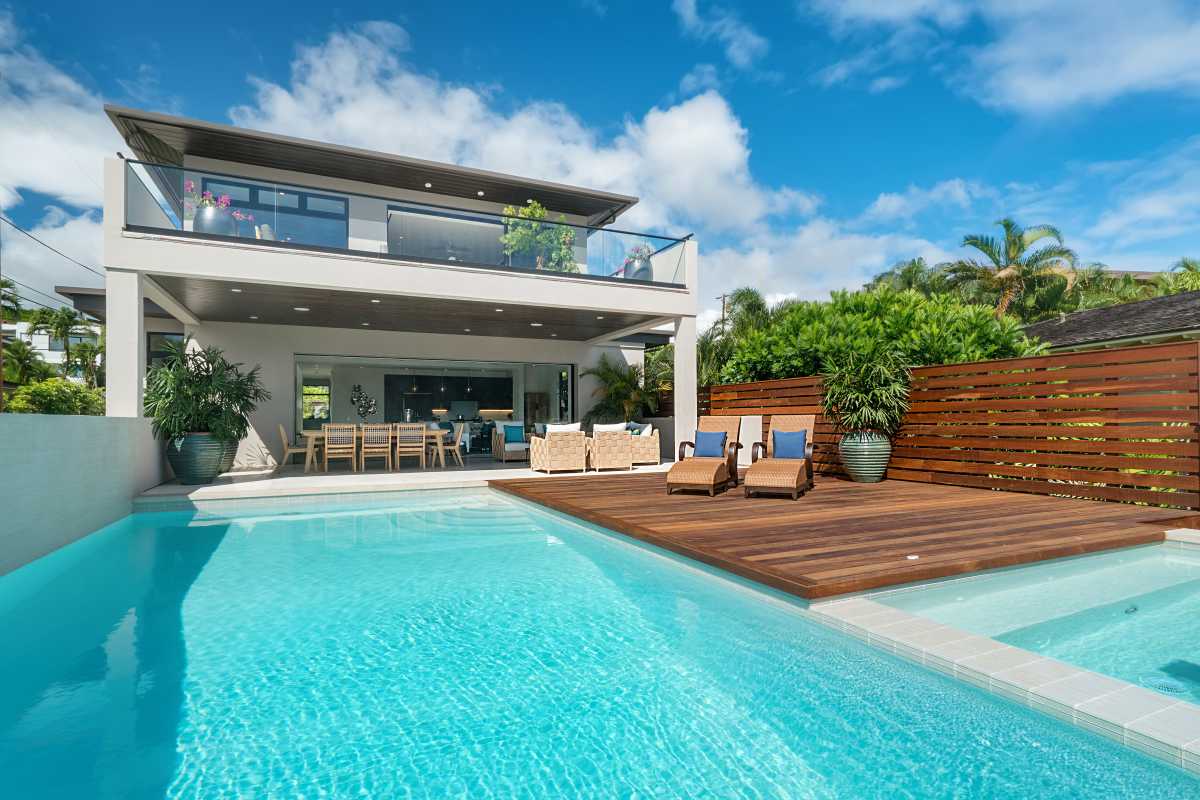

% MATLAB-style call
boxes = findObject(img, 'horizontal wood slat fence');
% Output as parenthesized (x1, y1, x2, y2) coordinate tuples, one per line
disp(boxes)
(702, 341, 1200, 510)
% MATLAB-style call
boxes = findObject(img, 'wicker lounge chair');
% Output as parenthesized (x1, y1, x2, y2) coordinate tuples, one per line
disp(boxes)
(666, 416, 742, 496)
(744, 415, 815, 500)
(530, 430, 588, 473)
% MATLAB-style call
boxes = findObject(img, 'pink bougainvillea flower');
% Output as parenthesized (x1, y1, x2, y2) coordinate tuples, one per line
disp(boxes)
(184, 179, 195, 193)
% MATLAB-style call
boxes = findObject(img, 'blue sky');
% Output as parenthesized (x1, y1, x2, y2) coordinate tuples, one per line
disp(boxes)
(3, 1, 1200, 325)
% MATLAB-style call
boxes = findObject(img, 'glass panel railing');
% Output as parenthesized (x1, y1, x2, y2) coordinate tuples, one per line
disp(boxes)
(124, 161, 688, 286)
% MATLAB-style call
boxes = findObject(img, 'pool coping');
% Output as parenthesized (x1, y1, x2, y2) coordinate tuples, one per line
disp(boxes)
(807, 528, 1200, 775)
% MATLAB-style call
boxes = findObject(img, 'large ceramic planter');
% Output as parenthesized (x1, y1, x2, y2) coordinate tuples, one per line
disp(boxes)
(192, 206, 236, 236)
(625, 256, 652, 281)
(838, 431, 892, 483)
(218, 439, 238, 474)
(165, 432, 227, 485)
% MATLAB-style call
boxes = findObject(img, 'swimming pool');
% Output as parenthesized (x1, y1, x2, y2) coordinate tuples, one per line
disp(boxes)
(1, 490, 1196, 797)
(879, 542, 1200, 703)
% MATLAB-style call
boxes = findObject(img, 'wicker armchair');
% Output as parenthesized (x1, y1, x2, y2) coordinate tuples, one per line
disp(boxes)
(589, 430, 633, 471)
(530, 430, 588, 473)
(491, 421, 529, 462)
(630, 429, 660, 466)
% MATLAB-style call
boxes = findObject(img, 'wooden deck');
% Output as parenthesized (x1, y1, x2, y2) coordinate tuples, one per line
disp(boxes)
(490, 472, 1183, 599)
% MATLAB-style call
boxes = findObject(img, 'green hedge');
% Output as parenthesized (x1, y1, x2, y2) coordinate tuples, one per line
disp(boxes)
(721, 288, 1044, 383)
(6, 378, 105, 415)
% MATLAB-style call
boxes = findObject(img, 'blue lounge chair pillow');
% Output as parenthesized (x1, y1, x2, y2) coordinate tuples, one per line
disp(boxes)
(693, 430, 727, 458)
(504, 424, 526, 444)
(773, 430, 808, 459)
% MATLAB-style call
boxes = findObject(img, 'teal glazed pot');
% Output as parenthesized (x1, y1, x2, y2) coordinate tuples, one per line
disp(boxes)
(838, 430, 892, 483)
(165, 432, 227, 485)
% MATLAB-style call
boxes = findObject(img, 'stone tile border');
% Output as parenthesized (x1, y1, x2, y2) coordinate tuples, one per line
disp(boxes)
(807, 583, 1200, 774)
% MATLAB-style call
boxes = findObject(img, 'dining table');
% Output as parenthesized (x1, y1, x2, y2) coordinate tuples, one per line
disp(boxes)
(299, 426, 452, 472)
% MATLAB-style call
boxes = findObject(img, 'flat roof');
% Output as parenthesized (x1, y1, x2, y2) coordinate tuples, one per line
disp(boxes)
(104, 105, 638, 223)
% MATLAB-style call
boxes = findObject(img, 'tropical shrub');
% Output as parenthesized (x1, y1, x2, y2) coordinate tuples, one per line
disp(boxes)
(581, 354, 658, 424)
(6, 377, 104, 415)
(499, 200, 578, 272)
(143, 337, 269, 441)
(821, 350, 910, 436)
(721, 288, 1043, 384)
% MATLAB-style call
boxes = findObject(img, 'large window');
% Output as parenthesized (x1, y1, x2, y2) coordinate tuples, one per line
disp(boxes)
(147, 332, 185, 368)
(201, 177, 349, 249)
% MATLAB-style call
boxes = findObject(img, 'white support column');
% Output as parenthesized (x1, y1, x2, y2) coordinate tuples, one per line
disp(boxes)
(105, 269, 146, 417)
(672, 315, 697, 461)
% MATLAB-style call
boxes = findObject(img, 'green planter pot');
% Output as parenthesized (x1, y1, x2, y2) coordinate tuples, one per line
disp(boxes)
(165, 432, 227, 485)
(838, 431, 892, 483)
(218, 439, 237, 475)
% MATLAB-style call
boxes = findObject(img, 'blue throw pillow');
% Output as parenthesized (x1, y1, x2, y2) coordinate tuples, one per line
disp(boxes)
(773, 430, 808, 459)
(693, 430, 727, 458)
(504, 424, 525, 444)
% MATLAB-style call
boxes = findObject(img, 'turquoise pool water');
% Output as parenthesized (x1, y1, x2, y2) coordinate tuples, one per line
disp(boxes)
(880, 544, 1200, 702)
(1, 490, 1196, 798)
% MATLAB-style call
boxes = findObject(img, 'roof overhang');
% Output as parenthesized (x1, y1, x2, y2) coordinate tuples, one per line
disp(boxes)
(147, 275, 665, 342)
(56, 285, 171, 322)
(105, 105, 639, 224)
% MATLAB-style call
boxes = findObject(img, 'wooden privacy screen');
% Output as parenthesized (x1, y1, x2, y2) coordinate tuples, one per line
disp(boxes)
(704, 341, 1200, 510)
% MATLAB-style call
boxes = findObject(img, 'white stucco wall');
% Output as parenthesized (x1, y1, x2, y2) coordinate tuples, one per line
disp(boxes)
(0, 415, 162, 575)
(185, 320, 645, 468)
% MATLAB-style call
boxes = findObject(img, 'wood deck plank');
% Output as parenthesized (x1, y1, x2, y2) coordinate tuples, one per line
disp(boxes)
(489, 473, 1179, 599)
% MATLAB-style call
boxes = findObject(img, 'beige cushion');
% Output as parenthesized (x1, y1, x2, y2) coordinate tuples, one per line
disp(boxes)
(546, 422, 581, 433)
(503, 442, 529, 453)
(593, 422, 628, 433)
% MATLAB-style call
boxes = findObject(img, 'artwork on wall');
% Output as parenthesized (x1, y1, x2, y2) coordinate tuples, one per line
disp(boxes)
(350, 384, 378, 421)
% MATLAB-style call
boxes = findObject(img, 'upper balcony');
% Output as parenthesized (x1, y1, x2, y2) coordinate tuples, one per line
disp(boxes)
(122, 161, 689, 287)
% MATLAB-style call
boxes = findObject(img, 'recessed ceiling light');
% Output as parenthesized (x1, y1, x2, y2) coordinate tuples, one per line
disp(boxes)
(550, 333, 557, 337)
(595, 315, 605, 320)
(230, 288, 242, 293)
(476, 190, 485, 197)
(424, 182, 432, 189)
(529, 322, 543, 327)
(494, 307, 504, 312)
(463, 327, 471, 332)
(370, 298, 381, 304)
(526, 198, 534, 204)
(361, 322, 370, 326)
(249, 315, 259, 320)
(293, 307, 310, 312)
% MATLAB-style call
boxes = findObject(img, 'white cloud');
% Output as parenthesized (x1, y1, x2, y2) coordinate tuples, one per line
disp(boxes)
(671, 0, 769, 69)
(679, 63, 721, 96)
(805, 0, 1200, 114)
(2, 207, 104, 306)
(0, 10, 123, 209)
(231, 23, 802, 236)
(702, 219, 953, 307)
(1086, 137, 1200, 249)
(862, 178, 981, 222)
(867, 75, 907, 93)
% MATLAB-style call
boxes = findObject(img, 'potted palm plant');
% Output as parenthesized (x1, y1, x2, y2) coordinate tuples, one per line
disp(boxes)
(821, 350, 910, 483)
(144, 337, 270, 484)
(499, 200, 579, 272)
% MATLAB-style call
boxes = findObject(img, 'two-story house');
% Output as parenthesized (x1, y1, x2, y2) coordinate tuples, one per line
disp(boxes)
(101, 105, 698, 468)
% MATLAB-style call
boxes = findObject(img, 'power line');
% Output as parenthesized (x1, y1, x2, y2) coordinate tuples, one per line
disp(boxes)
(6, 275, 66, 306)
(0, 214, 104, 278)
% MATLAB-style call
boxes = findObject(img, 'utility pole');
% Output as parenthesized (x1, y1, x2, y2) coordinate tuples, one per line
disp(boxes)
(716, 293, 730, 331)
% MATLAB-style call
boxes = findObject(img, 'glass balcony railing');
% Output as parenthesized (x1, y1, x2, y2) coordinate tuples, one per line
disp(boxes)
(123, 161, 688, 286)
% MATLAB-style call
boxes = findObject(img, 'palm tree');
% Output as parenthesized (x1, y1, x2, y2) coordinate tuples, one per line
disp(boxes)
(0, 277, 19, 322)
(946, 219, 1078, 318)
(1157, 257, 1200, 294)
(27, 307, 91, 375)
(2, 338, 53, 386)
(69, 339, 105, 389)
(581, 354, 658, 423)
(866, 257, 951, 296)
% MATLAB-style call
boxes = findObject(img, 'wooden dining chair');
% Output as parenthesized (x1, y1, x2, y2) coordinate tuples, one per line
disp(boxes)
(322, 423, 357, 472)
(394, 423, 427, 469)
(447, 422, 466, 467)
(277, 424, 309, 467)
(359, 423, 393, 471)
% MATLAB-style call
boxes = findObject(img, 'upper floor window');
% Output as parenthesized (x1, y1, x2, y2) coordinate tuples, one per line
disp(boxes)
(200, 177, 350, 250)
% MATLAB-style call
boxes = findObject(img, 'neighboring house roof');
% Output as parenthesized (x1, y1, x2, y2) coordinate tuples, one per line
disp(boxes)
(1023, 290, 1200, 349)
(104, 105, 638, 224)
